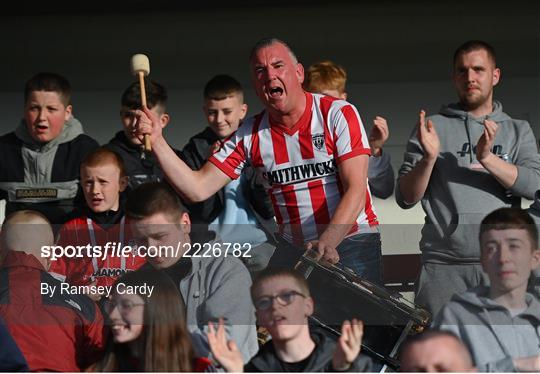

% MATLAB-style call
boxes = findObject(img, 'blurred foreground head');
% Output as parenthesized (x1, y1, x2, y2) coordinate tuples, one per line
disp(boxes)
(0, 210, 53, 269)
(399, 330, 476, 372)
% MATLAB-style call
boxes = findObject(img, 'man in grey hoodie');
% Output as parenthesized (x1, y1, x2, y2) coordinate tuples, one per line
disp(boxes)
(396, 40, 540, 315)
(432, 208, 540, 372)
(125, 182, 259, 363)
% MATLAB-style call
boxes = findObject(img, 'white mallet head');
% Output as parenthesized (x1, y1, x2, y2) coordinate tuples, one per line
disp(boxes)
(129, 53, 152, 151)
(131, 54, 150, 76)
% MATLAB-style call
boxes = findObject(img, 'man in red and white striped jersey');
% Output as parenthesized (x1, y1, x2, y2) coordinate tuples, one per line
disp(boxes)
(135, 38, 383, 283)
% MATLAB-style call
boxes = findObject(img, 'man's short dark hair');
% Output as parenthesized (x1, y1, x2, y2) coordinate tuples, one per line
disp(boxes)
(249, 37, 298, 64)
(453, 40, 497, 67)
(203, 75, 244, 101)
(398, 329, 473, 366)
(479, 207, 538, 250)
(251, 267, 310, 302)
(121, 80, 168, 112)
(24, 72, 72, 106)
(126, 182, 187, 222)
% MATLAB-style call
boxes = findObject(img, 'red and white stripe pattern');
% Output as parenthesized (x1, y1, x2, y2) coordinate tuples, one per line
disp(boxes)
(209, 92, 378, 244)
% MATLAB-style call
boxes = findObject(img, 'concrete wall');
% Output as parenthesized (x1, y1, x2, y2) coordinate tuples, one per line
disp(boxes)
(1, 0, 538, 252)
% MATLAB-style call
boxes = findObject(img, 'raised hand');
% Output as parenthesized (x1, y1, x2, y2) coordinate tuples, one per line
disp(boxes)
(207, 319, 244, 373)
(134, 107, 164, 147)
(476, 119, 498, 163)
(369, 116, 390, 156)
(332, 319, 364, 371)
(416, 110, 440, 162)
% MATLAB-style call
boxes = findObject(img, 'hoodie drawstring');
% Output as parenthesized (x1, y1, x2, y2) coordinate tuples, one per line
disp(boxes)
(463, 115, 474, 163)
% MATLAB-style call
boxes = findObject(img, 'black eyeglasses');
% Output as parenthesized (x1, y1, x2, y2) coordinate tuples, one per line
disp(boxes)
(254, 290, 306, 311)
(104, 299, 145, 314)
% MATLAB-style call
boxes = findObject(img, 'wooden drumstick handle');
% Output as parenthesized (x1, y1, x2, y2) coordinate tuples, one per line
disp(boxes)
(138, 71, 151, 152)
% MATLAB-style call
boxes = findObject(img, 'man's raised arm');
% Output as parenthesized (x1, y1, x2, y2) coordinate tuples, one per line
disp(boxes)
(397, 110, 440, 206)
(136, 106, 231, 202)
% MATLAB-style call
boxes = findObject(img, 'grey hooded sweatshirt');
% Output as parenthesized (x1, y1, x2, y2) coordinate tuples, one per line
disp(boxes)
(140, 230, 259, 363)
(0, 117, 98, 223)
(432, 286, 540, 372)
(526, 195, 540, 295)
(396, 101, 540, 263)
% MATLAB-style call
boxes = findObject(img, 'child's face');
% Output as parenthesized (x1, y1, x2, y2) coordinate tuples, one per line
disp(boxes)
(120, 106, 168, 146)
(203, 95, 247, 140)
(81, 163, 127, 213)
(253, 275, 313, 342)
(481, 228, 540, 294)
(106, 292, 144, 344)
(24, 91, 72, 143)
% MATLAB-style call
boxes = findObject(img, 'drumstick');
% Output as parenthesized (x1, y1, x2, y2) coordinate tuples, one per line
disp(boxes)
(130, 53, 151, 152)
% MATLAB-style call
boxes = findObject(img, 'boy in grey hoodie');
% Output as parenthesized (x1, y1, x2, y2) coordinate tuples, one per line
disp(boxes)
(396, 40, 540, 315)
(433, 208, 540, 372)
(0, 72, 99, 225)
(527, 193, 540, 297)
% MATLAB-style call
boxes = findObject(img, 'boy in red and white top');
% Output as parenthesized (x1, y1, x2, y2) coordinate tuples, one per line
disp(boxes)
(49, 147, 145, 298)
(135, 38, 382, 283)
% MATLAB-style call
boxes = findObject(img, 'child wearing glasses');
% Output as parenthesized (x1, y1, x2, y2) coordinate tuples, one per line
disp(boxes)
(90, 269, 215, 372)
(208, 268, 373, 372)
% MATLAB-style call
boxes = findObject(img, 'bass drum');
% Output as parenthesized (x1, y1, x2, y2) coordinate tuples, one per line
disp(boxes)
(295, 249, 431, 371)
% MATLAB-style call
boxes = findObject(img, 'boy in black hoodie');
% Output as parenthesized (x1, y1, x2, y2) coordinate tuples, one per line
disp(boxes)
(106, 80, 181, 190)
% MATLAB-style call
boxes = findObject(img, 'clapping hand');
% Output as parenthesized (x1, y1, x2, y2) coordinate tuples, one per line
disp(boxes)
(332, 319, 364, 371)
(207, 319, 244, 373)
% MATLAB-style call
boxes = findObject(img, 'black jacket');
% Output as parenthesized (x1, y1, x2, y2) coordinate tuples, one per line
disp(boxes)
(106, 131, 183, 190)
(180, 127, 276, 238)
(245, 329, 373, 372)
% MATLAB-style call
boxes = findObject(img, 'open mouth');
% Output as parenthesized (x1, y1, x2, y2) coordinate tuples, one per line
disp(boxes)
(270, 315, 287, 326)
(269, 87, 284, 98)
(111, 323, 128, 334)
